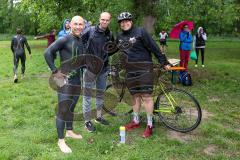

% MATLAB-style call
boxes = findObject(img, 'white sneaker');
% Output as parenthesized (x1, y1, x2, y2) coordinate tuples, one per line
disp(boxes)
(195, 64, 198, 67)
(202, 65, 205, 67)
(58, 139, 72, 154)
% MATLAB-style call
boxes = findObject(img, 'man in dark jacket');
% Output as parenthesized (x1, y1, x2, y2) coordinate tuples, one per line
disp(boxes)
(116, 12, 170, 138)
(81, 12, 114, 132)
(11, 28, 31, 83)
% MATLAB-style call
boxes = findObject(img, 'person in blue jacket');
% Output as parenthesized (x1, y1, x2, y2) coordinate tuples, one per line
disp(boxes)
(58, 19, 71, 38)
(179, 24, 193, 70)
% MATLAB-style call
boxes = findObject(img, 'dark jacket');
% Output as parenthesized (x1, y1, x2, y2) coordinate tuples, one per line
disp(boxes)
(116, 27, 168, 66)
(81, 24, 114, 69)
(195, 33, 206, 47)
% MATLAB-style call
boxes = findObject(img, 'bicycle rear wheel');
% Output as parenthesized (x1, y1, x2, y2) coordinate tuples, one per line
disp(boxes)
(154, 88, 202, 132)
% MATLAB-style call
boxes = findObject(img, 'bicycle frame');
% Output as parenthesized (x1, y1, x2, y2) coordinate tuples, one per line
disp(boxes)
(153, 79, 177, 114)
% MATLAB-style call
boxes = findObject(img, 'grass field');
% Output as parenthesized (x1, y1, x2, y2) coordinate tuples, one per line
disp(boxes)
(0, 38, 240, 160)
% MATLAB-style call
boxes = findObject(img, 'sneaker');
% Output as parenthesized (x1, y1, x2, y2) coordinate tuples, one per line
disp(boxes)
(13, 75, 18, 83)
(142, 125, 153, 138)
(124, 121, 140, 131)
(95, 117, 109, 125)
(202, 65, 205, 67)
(85, 121, 96, 132)
(195, 64, 198, 67)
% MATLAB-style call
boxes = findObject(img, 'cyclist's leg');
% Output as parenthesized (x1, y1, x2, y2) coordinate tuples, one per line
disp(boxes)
(132, 94, 141, 123)
(142, 93, 154, 127)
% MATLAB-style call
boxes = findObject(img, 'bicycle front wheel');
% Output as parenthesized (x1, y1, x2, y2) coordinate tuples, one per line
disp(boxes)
(155, 88, 202, 132)
(103, 83, 133, 117)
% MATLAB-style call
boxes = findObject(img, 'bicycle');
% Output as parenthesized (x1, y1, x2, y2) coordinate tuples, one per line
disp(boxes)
(103, 63, 202, 133)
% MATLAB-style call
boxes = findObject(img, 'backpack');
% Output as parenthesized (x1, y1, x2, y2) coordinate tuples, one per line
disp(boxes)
(179, 71, 192, 86)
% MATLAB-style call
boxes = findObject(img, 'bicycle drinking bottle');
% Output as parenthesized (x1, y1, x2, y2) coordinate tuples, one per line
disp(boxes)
(119, 126, 126, 144)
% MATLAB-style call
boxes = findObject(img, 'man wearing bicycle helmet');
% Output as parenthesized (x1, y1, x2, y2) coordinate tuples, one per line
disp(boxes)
(116, 12, 170, 138)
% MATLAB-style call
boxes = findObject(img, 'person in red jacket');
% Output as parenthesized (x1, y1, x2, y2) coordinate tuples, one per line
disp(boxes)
(34, 29, 56, 47)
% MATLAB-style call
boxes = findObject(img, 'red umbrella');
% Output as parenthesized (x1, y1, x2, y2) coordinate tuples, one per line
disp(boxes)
(170, 21, 194, 39)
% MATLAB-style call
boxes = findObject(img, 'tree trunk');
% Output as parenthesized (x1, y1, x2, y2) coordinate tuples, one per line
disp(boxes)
(134, 0, 157, 33)
(143, 15, 156, 33)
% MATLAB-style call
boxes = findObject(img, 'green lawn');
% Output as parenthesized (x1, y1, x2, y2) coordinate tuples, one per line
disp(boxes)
(0, 39, 240, 160)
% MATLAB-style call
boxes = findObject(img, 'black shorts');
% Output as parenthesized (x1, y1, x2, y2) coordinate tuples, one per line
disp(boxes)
(125, 71, 153, 95)
(160, 40, 167, 46)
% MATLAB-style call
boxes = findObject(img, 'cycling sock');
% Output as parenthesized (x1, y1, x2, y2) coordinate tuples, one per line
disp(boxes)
(133, 112, 140, 124)
(147, 114, 153, 127)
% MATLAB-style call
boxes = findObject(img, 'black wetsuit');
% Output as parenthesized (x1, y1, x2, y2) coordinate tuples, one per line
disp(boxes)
(44, 34, 84, 139)
(11, 35, 31, 75)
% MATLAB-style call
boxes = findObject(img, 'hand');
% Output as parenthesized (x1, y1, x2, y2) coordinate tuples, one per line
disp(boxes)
(34, 37, 37, 40)
(53, 70, 67, 79)
(163, 64, 171, 71)
(52, 70, 67, 87)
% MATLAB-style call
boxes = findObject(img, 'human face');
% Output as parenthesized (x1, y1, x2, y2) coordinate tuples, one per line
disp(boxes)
(70, 16, 85, 37)
(99, 12, 111, 30)
(65, 21, 70, 30)
(183, 25, 190, 32)
(120, 20, 132, 31)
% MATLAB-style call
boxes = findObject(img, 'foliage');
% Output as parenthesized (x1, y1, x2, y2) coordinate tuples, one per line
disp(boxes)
(0, 0, 239, 36)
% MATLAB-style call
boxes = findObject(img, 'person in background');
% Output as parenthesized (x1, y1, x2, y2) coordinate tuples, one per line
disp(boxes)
(34, 29, 56, 47)
(58, 19, 71, 38)
(194, 27, 207, 67)
(159, 30, 168, 54)
(179, 24, 193, 70)
(11, 28, 31, 83)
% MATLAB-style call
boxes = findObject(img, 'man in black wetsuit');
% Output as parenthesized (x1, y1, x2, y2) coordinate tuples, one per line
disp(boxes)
(44, 16, 86, 154)
(11, 28, 31, 83)
(116, 12, 170, 138)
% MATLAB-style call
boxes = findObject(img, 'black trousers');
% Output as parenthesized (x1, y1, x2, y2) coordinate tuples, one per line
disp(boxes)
(195, 48, 205, 65)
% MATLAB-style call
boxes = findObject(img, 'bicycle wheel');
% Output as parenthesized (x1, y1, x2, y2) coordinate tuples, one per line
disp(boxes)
(154, 88, 202, 132)
(103, 83, 133, 117)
